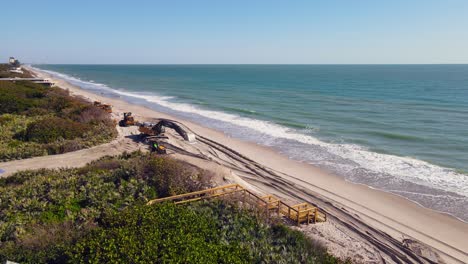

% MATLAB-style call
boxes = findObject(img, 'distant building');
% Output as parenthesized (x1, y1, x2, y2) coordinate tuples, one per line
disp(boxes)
(8, 57, 20, 66)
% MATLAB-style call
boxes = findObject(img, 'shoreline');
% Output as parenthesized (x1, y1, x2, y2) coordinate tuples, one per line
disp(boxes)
(25, 66, 468, 263)
(30, 66, 468, 224)
(30, 65, 468, 224)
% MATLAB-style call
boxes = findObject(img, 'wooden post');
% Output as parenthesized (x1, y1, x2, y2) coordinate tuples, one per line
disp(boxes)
(242, 190, 246, 209)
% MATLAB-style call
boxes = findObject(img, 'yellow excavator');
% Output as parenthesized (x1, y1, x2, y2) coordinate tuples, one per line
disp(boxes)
(138, 119, 195, 142)
(138, 119, 197, 154)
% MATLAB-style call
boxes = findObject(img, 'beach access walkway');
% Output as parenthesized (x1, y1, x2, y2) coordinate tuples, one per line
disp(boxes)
(0, 77, 55, 86)
(147, 183, 327, 225)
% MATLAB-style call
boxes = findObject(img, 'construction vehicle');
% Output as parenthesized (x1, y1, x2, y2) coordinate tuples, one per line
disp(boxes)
(139, 119, 196, 143)
(119, 112, 136, 127)
(150, 140, 167, 154)
(94, 101, 112, 113)
(138, 122, 157, 136)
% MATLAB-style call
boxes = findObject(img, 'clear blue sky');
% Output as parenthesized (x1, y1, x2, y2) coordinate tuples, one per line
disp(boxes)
(2, 0, 468, 64)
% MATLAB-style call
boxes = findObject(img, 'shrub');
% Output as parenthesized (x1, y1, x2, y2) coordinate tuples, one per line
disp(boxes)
(0, 81, 47, 114)
(69, 203, 248, 264)
(0, 115, 14, 125)
(0, 79, 117, 161)
(69, 202, 343, 264)
(47, 140, 83, 154)
(0, 95, 39, 114)
(0, 114, 47, 161)
(74, 106, 109, 124)
(0, 152, 344, 263)
(21, 117, 90, 143)
(139, 155, 212, 197)
(23, 107, 50, 116)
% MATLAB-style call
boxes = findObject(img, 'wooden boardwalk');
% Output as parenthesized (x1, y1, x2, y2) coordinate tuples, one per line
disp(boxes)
(0, 78, 55, 86)
(147, 184, 326, 225)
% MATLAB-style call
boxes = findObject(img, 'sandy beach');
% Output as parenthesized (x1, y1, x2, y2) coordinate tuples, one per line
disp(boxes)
(10, 66, 467, 263)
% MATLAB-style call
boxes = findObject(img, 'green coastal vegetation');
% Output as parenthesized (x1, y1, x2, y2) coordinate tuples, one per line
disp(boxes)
(0, 66, 117, 161)
(0, 65, 346, 263)
(0, 152, 345, 263)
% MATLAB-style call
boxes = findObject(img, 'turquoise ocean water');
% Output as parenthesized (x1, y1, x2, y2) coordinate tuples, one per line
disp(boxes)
(33, 64, 468, 221)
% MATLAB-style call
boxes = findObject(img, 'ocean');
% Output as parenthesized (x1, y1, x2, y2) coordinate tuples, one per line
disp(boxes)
(33, 64, 468, 222)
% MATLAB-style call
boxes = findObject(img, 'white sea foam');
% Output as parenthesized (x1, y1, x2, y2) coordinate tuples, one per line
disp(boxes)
(34, 66, 468, 200)
(118, 92, 468, 198)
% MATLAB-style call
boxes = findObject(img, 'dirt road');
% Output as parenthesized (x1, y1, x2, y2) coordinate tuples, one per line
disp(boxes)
(0, 125, 144, 178)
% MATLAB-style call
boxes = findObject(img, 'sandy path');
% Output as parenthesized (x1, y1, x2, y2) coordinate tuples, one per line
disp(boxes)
(5, 66, 467, 263)
(0, 122, 144, 177)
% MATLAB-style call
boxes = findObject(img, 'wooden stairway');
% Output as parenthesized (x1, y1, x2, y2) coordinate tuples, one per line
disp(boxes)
(147, 184, 326, 225)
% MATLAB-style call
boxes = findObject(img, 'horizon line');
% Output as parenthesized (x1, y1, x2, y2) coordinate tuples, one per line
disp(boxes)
(26, 63, 468, 66)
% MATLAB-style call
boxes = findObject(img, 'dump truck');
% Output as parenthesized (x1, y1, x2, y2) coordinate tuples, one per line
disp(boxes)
(119, 112, 136, 127)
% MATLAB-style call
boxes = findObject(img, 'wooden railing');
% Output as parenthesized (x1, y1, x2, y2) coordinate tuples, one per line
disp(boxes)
(146, 184, 326, 225)
(147, 184, 244, 205)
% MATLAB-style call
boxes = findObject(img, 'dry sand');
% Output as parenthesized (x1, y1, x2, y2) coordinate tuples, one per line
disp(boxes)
(4, 66, 467, 263)
(0, 124, 144, 176)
